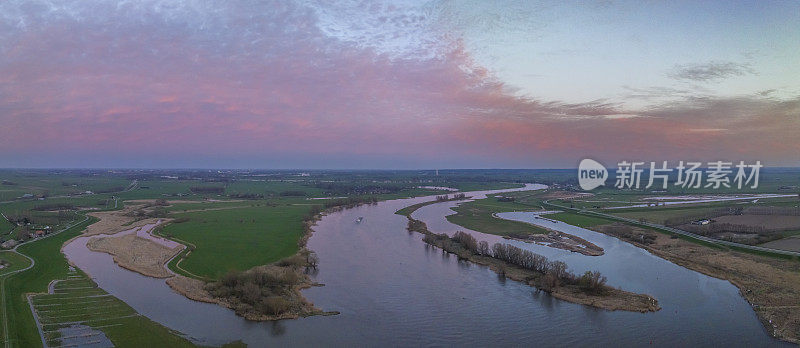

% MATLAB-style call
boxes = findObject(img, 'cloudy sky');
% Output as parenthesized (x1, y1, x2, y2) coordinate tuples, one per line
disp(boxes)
(1, 0, 798, 168)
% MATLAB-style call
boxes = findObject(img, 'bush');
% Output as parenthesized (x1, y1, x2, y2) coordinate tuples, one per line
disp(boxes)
(477, 241, 490, 256)
(452, 231, 478, 253)
(240, 283, 262, 303)
(258, 296, 291, 315)
(578, 271, 607, 294)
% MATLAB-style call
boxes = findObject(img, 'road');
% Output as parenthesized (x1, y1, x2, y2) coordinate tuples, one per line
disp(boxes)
(544, 200, 800, 258)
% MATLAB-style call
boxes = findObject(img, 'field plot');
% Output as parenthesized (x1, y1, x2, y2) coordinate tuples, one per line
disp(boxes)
(761, 236, 800, 252)
(28, 268, 191, 347)
(159, 204, 314, 279)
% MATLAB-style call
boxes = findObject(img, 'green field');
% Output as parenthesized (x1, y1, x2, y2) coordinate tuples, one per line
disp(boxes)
(1, 216, 193, 347)
(0, 251, 31, 277)
(0, 218, 15, 236)
(445, 195, 548, 236)
(159, 204, 314, 279)
(610, 206, 723, 225)
(540, 212, 616, 227)
(2, 219, 94, 348)
(29, 272, 193, 347)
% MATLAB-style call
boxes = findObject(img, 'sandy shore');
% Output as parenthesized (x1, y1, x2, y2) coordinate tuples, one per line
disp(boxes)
(84, 204, 161, 236)
(166, 275, 220, 303)
(87, 233, 182, 278)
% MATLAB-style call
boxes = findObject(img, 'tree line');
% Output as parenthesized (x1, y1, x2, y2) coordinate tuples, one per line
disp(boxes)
(423, 230, 608, 294)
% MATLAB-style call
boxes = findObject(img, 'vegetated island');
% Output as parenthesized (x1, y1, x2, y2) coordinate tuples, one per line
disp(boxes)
(442, 194, 604, 256)
(500, 221, 605, 256)
(396, 200, 660, 313)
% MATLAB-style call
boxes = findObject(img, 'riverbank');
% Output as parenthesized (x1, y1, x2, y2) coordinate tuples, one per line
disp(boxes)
(160, 198, 383, 321)
(594, 223, 800, 343)
(76, 198, 334, 321)
(401, 201, 659, 313)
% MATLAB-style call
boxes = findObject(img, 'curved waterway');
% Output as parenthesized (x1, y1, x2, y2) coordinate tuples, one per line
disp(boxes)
(63, 184, 788, 347)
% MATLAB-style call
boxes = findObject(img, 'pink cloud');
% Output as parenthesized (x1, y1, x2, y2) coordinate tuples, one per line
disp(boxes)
(0, 1, 797, 168)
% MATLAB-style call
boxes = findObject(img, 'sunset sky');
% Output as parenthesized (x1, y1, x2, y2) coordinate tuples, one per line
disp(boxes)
(1, 1, 798, 168)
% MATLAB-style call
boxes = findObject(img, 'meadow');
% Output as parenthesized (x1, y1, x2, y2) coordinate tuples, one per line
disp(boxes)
(0, 251, 31, 277)
(158, 204, 314, 279)
(444, 196, 548, 237)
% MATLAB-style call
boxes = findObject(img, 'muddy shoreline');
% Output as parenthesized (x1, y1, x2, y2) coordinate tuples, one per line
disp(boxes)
(594, 223, 800, 344)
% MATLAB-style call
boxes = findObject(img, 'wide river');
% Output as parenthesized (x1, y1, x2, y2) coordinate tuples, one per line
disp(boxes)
(62, 184, 788, 347)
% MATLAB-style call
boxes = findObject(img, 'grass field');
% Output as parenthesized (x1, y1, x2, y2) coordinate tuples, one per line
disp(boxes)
(610, 207, 723, 224)
(0, 252, 31, 277)
(445, 196, 548, 236)
(2, 217, 96, 348)
(540, 212, 617, 228)
(28, 271, 192, 347)
(0, 219, 15, 237)
(1, 216, 194, 348)
(158, 204, 314, 279)
(0, 171, 130, 202)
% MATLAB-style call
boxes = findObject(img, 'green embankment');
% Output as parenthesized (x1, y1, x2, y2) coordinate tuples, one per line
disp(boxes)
(30, 273, 193, 347)
(3, 218, 97, 347)
(158, 204, 314, 279)
(2, 217, 193, 347)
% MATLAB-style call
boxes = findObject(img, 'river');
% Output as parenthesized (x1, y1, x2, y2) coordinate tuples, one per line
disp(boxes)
(62, 184, 788, 347)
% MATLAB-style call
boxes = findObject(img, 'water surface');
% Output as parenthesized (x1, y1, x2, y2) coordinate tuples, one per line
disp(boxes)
(62, 184, 787, 346)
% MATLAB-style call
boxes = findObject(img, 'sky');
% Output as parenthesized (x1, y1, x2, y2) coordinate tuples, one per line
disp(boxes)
(1, 0, 798, 169)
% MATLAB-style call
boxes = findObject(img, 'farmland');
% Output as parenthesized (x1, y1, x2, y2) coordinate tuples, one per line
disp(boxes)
(28, 271, 193, 347)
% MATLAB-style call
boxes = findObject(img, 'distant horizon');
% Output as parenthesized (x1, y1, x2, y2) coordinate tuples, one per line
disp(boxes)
(2, 166, 799, 171)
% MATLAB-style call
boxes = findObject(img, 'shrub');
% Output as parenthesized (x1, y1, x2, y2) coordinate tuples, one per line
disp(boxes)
(452, 231, 478, 253)
(577, 271, 607, 294)
(477, 241, 490, 256)
(258, 296, 291, 315)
